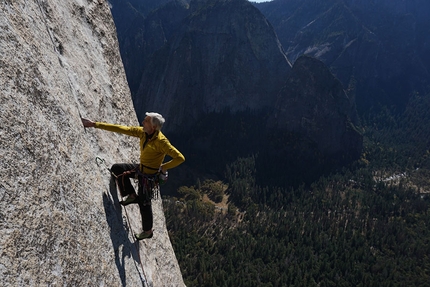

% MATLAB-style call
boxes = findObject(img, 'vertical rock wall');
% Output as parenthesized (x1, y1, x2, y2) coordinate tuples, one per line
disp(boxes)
(0, 0, 184, 286)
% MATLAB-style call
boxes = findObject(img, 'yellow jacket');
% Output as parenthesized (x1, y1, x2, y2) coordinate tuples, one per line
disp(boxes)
(95, 122, 185, 174)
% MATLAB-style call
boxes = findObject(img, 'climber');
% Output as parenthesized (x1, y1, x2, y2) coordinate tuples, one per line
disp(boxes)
(81, 113, 185, 240)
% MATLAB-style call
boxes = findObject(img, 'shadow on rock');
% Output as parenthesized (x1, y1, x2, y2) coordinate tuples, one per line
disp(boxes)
(103, 175, 144, 286)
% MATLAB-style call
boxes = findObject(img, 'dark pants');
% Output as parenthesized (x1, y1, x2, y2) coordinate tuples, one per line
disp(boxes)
(111, 163, 153, 232)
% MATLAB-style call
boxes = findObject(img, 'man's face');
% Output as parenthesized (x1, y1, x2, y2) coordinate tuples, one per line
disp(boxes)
(142, 116, 155, 134)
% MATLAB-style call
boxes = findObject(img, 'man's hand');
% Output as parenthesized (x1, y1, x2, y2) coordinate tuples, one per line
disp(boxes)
(81, 118, 96, 128)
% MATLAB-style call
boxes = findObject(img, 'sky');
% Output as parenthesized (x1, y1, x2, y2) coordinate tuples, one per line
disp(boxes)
(249, 0, 273, 2)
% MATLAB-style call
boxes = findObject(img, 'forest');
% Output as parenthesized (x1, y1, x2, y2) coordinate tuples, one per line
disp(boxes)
(163, 94, 430, 286)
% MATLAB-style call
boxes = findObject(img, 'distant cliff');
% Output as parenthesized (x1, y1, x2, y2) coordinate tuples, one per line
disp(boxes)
(274, 55, 360, 155)
(134, 0, 292, 131)
(0, 1, 184, 286)
(109, 0, 190, 94)
(256, 0, 430, 113)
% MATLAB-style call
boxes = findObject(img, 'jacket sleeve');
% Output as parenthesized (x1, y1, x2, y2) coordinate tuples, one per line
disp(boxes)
(94, 122, 143, 138)
(159, 139, 185, 170)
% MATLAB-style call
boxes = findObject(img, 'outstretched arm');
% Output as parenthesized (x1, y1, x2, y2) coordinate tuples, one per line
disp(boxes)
(82, 118, 143, 137)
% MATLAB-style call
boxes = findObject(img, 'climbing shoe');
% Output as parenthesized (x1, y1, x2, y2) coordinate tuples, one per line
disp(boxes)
(135, 230, 153, 240)
(120, 195, 138, 206)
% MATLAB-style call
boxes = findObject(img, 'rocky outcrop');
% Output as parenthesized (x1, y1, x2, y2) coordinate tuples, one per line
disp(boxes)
(0, 1, 184, 286)
(273, 55, 362, 160)
(256, 0, 430, 112)
(134, 0, 292, 131)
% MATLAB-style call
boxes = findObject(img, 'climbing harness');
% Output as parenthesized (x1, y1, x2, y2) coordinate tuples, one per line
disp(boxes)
(96, 157, 149, 286)
(136, 170, 160, 201)
(96, 157, 161, 199)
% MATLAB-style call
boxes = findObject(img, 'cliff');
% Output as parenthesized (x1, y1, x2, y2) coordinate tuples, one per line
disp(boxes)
(257, 0, 430, 112)
(0, 1, 184, 286)
(110, 0, 190, 95)
(134, 0, 292, 131)
(271, 55, 362, 168)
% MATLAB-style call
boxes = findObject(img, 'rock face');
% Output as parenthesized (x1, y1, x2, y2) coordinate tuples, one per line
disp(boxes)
(0, 1, 184, 286)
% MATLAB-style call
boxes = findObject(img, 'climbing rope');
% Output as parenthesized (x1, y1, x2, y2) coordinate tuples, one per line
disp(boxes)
(96, 157, 149, 286)
(122, 204, 148, 287)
